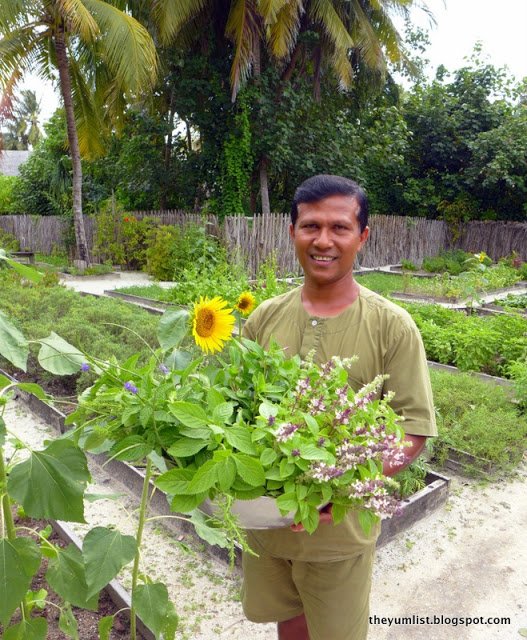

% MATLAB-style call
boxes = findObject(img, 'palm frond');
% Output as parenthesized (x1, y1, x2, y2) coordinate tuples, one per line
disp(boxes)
(0, 26, 43, 85)
(56, 0, 100, 41)
(309, 0, 354, 51)
(82, 0, 158, 92)
(348, 0, 385, 72)
(267, 0, 302, 59)
(0, 0, 34, 30)
(151, 0, 210, 45)
(225, 0, 261, 100)
(257, 0, 289, 24)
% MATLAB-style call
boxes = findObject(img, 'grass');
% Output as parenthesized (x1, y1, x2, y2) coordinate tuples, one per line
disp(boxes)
(429, 368, 527, 474)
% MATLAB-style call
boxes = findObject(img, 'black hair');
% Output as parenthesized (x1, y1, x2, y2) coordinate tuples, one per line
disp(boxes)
(290, 174, 369, 232)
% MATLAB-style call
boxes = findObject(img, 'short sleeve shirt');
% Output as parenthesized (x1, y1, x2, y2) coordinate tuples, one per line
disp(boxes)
(242, 284, 437, 560)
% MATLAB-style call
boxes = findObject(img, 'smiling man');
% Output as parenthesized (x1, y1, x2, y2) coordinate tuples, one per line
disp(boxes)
(241, 175, 437, 640)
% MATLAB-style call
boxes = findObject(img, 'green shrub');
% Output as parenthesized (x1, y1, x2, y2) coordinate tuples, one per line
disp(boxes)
(430, 369, 527, 473)
(401, 259, 417, 271)
(0, 175, 20, 213)
(421, 250, 473, 275)
(0, 227, 20, 251)
(507, 356, 527, 410)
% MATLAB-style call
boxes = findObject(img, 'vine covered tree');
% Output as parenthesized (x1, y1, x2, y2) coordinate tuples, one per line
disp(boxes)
(0, 0, 158, 263)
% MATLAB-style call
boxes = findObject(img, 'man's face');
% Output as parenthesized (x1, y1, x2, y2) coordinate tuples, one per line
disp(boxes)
(289, 195, 369, 287)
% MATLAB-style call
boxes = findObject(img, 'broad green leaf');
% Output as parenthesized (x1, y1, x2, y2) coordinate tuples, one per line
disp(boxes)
(224, 426, 257, 455)
(37, 333, 85, 375)
(331, 503, 347, 525)
(25, 588, 48, 612)
(166, 438, 208, 457)
(98, 616, 115, 640)
(3, 617, 47, 640)
(298, 444, 331, 461)
(133, 583, 169, 639)
(259, 401, 278, 419)
(46, 545, 99, 610)
(0, 538, 41, 625)
(109, 436, 152, 462)
(157, 309, 189, 350)
(162, 600, 179, 639)
(207, 387, 225, 411)
(0, 415, 6, 446)
(167, 348, 193, 371)
(59, 603, 79, 639)
(155, 468, 194, 494)
(301, 506, 320, 534)
(186, 460, 219, 494)
(179, 425, 212, 439)
(212, 402, 234, 424)
(0, 312, 28, 371)
(0, 372, 13, 389)
(275, 492, 298, 513)
(8, 440, 90, 522)
(233, 454, 265, 486)
(170, 492, 207, 513)
(260, 448, 277, 466)
(303, 413, 319, 433)
(15, 382, 48, 400)
(216, 457, 237, 491)
(2, 258, 43, 283)
(357, 509, 378, 536)
(189, 510, 229, 547)
(83, 527, 137, 598)
(169, 402, 209, 428)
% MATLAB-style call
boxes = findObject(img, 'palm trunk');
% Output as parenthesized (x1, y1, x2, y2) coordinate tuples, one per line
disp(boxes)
(54, 27, 90, 264)
(259, 157, 270, 214)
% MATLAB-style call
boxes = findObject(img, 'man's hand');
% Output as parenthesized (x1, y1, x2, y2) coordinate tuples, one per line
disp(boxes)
(290, 504, 333, 532)
(383, 434, 427, 476)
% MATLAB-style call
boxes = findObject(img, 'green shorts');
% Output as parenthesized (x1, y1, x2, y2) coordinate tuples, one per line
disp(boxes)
(241, 535, 375, 640)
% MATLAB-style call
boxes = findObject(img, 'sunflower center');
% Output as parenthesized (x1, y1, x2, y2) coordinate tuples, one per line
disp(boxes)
(238, 299, 250, 310)
(195, 309, 215, 337)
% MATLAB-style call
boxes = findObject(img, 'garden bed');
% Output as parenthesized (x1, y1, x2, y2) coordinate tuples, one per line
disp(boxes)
(390, 282, 527, 306)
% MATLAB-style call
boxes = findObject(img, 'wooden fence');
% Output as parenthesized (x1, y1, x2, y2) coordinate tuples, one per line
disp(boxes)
(1, 212, 526, 276)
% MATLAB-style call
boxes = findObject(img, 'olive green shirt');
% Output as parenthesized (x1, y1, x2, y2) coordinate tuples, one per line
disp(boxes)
(242, 284, 437, 560)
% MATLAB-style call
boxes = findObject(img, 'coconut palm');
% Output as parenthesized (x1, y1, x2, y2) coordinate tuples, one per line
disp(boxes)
(0, 0, 158, 263)
(151, 0, 422, 213)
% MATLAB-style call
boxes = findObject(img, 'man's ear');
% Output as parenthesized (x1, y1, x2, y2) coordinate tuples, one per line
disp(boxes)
(289, 222, 295, 241)
(358, 226, 369, 251)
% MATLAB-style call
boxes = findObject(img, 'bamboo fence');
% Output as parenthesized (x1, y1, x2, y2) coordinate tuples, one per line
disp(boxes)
(1, 212, 526, 277)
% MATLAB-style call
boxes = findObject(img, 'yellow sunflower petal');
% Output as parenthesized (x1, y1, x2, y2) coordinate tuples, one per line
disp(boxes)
(191, 296, 235, 354)
(234, 291, 256, 316)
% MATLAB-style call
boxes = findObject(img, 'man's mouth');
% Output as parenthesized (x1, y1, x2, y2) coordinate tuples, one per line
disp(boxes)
(311, 255, 336, 262)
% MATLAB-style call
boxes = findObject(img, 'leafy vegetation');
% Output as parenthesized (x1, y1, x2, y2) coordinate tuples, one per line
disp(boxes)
(429, 369, 527, 474)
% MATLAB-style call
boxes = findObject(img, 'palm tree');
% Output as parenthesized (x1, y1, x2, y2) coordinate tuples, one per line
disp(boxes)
(0, 1, 158, 263)
(2, 89, 42, 149)
(151, 0, 422, 213)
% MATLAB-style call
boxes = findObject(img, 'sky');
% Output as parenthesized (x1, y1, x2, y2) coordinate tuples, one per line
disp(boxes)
(19, 0, 527, 126)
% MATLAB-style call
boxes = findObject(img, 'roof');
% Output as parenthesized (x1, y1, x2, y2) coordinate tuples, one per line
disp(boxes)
(0, 150, 31, 176)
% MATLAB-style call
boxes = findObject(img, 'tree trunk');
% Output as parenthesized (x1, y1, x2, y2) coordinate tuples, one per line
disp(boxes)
(259, 157, 270, 214)
(53, 27, 90, 264)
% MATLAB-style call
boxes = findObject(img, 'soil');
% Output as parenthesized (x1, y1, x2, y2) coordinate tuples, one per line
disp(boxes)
(0, 513, 130, 640)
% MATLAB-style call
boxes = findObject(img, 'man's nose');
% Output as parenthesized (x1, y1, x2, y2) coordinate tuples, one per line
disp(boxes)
(313, 227, 333, 248)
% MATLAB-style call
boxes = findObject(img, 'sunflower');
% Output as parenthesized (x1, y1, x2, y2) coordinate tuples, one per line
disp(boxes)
(191, 296, 235, 354)
(234, 291, 256, 316)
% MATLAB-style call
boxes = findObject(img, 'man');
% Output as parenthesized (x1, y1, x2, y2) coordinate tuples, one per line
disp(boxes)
(241, 174, 437, 640)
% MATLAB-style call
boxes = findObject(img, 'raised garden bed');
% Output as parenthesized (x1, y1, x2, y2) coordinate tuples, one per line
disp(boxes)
(390, 282, 527, 306)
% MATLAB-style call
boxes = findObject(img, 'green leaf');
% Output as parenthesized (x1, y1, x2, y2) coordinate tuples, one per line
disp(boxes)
(301, 506, 320, 534)
(331, 503, 347, 525)
(259, 401, 278, 419)
(155, 468, 194, 495)
(133, 583, 170, 639)
(37, 332, 85, 375)
(0, 372, 12, 389)
(0, 538, 41, 625)
(275, 492, 298, 513)
(0, 415, 6, 446)
(298, 444, 331, 461)
(109, 436, 152, 462)
(166, 439, 208, 458)
(357, 509, 378, 536)
(233, 454, 265, 487)
(260, 448, 277, 466)
(170, 492, 207, 514)
(303, 413, 319, 433)
(14, 382, 48, 400)
(59, 603, 79, 639)
(224, 426, 258, 455)
(3, 617, 47, 640)
(98, 616, 115, 640)
(216, 457, 237, 491)
(3, 258, 43, 283)
(161, 600, 179, 639)
(46, 545, 99, 610)
(157, 309, 189, 350)
(0, 312, 28, 371)
(169, 402, 209, 429)
(167, 348, 193, 371)
(207, 387, 225, 411)
(189, 510, 228, 548)
(212, 402, 234, 424)
(8, 440, 90, 522)
(83, 527, 137, 598)
(186, 460, 219, 494)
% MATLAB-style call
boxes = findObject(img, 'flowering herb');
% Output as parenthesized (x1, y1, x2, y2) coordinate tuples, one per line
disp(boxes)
(124, 381, 138, 394)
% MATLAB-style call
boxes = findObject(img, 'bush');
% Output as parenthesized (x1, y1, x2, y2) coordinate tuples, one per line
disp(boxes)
(430, 369, 527, 473)
(0, 227, 20, 251)
(421, 249, 473, 275)
(0, 175, 20, 213)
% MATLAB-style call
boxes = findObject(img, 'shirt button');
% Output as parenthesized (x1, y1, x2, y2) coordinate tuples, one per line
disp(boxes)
(311, 320, 318, 326)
